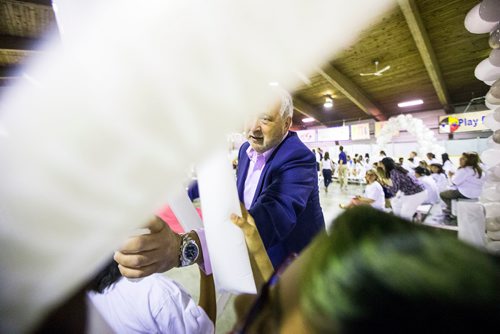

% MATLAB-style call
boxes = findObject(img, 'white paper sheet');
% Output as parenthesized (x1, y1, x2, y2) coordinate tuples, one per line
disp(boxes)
(197, 149, 256, 294)
(167, 185, 204, 231)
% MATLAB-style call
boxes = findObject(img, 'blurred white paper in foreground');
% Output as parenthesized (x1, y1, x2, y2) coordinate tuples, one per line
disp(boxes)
(0, 0, 395, 332)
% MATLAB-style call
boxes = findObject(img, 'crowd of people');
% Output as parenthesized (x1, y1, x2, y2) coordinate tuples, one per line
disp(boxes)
(6, 89, 498, 334)
(314, 146, 486, 224)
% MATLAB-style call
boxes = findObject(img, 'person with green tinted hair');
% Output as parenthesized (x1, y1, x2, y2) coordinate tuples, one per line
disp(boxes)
(32, 206, 500, 333)
(232, 206, 500, 333)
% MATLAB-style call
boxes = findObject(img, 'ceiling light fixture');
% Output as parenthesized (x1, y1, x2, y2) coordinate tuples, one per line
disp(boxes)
(302, 117, 315, 123)
(398, 99, 423, 108)
(324, 95, 333, 108)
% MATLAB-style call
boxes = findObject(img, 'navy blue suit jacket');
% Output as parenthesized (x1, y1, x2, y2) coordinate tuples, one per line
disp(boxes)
(237, 131, 325, 267)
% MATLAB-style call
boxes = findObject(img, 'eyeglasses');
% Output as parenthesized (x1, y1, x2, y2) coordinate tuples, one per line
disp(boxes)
(235, 253, 298, 334)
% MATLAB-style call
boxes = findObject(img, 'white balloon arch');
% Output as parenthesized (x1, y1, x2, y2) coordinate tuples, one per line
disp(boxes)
(376, 114, 445, 157)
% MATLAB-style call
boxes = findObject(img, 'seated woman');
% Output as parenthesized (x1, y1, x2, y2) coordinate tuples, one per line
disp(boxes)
(380, 157, 427, 220)
(440, 152, 485, 214)
(441, 152, 456, 179)
(375, 166, 394, 209)
(414, 166, 439, 205)
(339, 169, 384, 210)
(429, 163, 448, 193)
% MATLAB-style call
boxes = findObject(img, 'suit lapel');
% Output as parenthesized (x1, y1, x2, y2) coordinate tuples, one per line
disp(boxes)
(237, 149, 250, 201)
(250, 132, 292, 207)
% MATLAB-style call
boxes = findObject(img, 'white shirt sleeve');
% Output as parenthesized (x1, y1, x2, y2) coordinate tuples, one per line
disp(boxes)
(156, 280, 215, 334)
(451, 168, 471, 186)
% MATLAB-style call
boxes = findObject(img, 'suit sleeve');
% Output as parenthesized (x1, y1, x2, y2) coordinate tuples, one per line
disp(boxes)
(248, 153, 317, 249)
(187, 181, 199, 201)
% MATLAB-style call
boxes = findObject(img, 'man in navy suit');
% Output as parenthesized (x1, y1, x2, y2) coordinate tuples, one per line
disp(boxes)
(237, 90, 325, 267)
(115, 90, 325, 278)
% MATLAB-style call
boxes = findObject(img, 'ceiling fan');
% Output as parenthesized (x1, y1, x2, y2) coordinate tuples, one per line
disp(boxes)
(359, 60, 391, 77)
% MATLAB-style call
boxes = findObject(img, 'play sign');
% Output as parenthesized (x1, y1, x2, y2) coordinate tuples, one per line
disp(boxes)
(438, 110, 493, 134)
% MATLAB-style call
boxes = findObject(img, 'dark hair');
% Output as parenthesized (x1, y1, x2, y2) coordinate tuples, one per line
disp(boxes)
(441, 153, 451, 164)
(339, 146, 344, 151)
(380, 150, 386, 156)
(426, 152, 435, 159)
(414, 166, 430, 176)
(381, 157, 408, 178)
(323, 152, 330, 160)
(461, 152, 483, 178)
(365, 153, 370, 158)
(87, 259, 122, 293)
(430, 163, 445, 175)
(300, 206, 500, 334)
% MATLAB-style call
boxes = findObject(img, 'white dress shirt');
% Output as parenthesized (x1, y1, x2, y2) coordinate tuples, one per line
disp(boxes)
(88, 274, 214, 334)
(364, 181, 385, 210)
(451, 166, 485, 199)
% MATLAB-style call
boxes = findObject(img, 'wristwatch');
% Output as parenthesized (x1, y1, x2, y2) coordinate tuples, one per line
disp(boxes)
(179, 233, 200, 267)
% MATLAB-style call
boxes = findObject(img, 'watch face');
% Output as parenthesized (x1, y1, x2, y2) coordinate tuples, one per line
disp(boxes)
(184, 241, 199, 262)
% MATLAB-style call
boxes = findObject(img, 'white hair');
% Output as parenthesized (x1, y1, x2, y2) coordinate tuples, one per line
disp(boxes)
(275, 88, 294, 119)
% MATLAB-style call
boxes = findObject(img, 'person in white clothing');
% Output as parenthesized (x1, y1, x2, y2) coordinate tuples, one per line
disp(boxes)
(414, 167, 439, 205)
(340, 169, 385, 210)
(429, 163, 448, 193)
(426, 152, 439, 165)
(408, 151, 420, 168)
(380, 157, 427, 221)
(87, 259, 215, 334)
(440, 152, 485, 212)
(441, 153, 456, 179)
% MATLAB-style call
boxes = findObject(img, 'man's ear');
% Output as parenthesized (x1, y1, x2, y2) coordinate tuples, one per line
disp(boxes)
(284, 116, 292, 131)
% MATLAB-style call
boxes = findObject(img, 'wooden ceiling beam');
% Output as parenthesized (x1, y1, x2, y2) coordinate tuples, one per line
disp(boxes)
(15, 0, 53, 6)
(316, 64, 387, 121)
(0, 35, 43, 51)
(293, 97, 327, 126)
(398, 0, 453, 113)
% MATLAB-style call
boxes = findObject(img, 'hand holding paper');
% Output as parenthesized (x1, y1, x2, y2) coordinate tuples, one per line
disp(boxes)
(230, 206, 274, 287)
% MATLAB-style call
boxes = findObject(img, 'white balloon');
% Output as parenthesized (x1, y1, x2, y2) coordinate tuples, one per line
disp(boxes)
(481, 148, 500, 167)
(493, 130, 500, 144)
(484, 113, 500, 130)
(481, 186, 500, 202)
(486, 100, 499, 110)
(480, 0, 500, 22)
(485, 80, 496, 85)
(494, 108, 500, 122)
(490, 50, 500, 67)
(476, 58, 500, 82)
(423, 132, 434, 140)
(486, 91, 500, 104)
(483, 202, 500, 218)
(465, 4, 498, 33)
(493, 165, 500, 178)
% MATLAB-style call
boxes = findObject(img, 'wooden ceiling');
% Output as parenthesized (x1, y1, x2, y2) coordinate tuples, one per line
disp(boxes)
(0, 0, 492, 128)
(292, 0, 490, 128)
